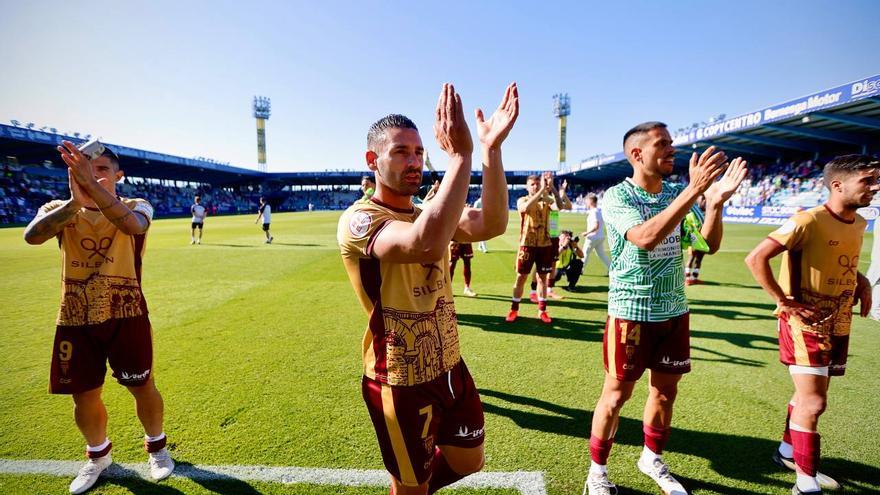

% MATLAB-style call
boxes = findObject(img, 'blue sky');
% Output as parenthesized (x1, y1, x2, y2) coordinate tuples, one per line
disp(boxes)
(1, 0, 878, 172)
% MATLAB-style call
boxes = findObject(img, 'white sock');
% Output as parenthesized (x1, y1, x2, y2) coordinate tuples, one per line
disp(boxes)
(87, 438, 111, 453)
(685, 268, 692, 276)
(796, 472, 820, 492)
(145, 432, 165, 443)
(589, 461, 607, 475)
(639, 445, 660, 465)
(511, 297, 521, 303)
(778, 441, 794, 458)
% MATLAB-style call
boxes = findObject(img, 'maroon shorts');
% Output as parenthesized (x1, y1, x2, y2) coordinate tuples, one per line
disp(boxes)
(516, 245, 555, 274)
(362, 360, 485, 486)
(778, 317, 849, 376)
(603, 313, 691, 382)
(551, 236, 560, 261)
(450, 242, 474, 261)
(50, 315, 154, 394)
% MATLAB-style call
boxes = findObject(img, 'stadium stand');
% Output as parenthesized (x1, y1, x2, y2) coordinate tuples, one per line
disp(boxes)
(2, 75, 877, 225)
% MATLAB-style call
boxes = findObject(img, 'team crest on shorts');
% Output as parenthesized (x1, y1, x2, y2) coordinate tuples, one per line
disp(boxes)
(349, 211, 372, 238)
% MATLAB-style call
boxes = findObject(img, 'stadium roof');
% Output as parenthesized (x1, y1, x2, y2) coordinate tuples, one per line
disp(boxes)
(0, 125, 265, 186)
(562, 74, 880, 183)
(0, 125, 544, 187)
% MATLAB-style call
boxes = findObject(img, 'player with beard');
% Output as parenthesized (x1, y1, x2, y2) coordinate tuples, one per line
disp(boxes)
(583, 122, 747, 495)
(746, 155, 878, 494)
(338, 82, 518, 495)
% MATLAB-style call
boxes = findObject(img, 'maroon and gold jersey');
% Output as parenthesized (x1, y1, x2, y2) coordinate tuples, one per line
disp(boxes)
(517, 195, 553, 247)
(768, 204, 866, 337)
(38, 198, 154, 326)
(337, 198, 460, 387)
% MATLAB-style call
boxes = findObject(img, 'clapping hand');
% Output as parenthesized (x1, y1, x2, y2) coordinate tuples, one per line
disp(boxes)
(434, 83, 473, 157)
(475, 82, 519, 151)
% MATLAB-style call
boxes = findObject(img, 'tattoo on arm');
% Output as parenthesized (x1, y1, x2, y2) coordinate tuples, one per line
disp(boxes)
(24, 200, 80, 243)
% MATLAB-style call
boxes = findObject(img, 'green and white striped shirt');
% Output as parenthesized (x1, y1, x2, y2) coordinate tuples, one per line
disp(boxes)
(603, 179, 703, 322)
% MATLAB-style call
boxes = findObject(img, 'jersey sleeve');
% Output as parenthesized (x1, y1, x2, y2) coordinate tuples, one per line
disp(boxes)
(126, 198, 154, 225)
(768, 212, 811, 251)
(602, 186, 643, 238)
(34, 199, 66, 221)
(337, 205, 393, 259)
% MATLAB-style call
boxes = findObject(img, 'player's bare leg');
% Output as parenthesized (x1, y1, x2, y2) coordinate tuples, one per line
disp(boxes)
(508, 272, 529, 321)
(126, 377, 164, 437)
(547, 266, 564, 300)
(638, 371, 687, 494)
(126, 377, 174, 480)
(190, 228, 196, 245)
(586, 375, 636, 494)
(388, 444, 484, 495)
(462, 258, 476, 296)
(72, 387, 108, 447)
(785, 373, 831, 493)
(70, 387, 112, 494)
(536, 271, 552, 322)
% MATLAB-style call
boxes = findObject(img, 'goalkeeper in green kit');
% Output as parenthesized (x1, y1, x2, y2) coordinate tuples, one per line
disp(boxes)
(684, 195, 709, 285)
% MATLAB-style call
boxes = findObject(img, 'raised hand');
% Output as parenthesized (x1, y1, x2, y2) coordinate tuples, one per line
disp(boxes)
(68, 168, 91, 206)
(475, 82, 519, 150)
(57, 140, 98, 189)
(705, 156, 748, 206)
(688, 146, 728, 193)
(434, 83, 473, 157)
(777, 298, 824, 326)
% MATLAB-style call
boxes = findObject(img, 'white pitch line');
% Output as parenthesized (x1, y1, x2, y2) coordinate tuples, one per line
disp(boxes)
(0, 459, 546, 495)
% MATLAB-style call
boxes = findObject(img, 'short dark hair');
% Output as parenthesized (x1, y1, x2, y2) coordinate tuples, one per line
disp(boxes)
(823, 154, 880, 186)
(100, 145, 120, 170)
(367, 114, 418, 150)
(361, 175, 374, 183)
(623, 121, 667, 149)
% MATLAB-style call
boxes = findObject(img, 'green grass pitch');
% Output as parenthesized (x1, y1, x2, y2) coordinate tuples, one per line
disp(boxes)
(1, 211, 878, 494)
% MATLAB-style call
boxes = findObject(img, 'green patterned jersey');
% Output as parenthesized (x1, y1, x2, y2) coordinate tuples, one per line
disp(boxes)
(603, 179, 704, 322)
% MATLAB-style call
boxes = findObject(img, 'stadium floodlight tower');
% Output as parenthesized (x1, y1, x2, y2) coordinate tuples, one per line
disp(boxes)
(253, 96, 271, 172)
(553, 93, 571, 169)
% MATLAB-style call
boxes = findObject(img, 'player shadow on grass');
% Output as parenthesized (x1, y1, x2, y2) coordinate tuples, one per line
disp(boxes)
(99, 462, 264, 494)
(693, 280, 760, 289)
(456, 312, 604, 342)
(172, 462, 264, 495)
(100, 464, 187, 495)
(469, 293, 607, 313)
(688, 298, 777, 321)
(479, 389, 880, 494)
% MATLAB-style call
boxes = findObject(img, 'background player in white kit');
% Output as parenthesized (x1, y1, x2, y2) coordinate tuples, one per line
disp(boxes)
(580, 193, 610, 273)
(255, 196, 273, 244)
(190, 195, 206, 244)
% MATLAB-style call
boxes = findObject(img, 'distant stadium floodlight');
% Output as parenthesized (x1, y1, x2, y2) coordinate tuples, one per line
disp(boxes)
(26, 123, 35, 129)
(253, 95, 271, 172)
(253, 96, 271, 119)
(73, 132, 81, 138)
(50, 127, 57, 134)
(83, 134, 91, 140)
(10, 120, 20, 127)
